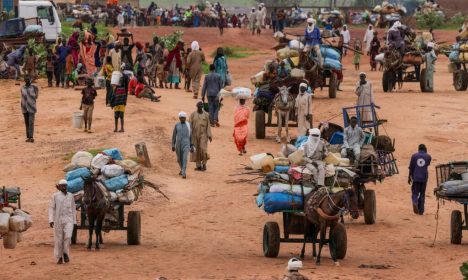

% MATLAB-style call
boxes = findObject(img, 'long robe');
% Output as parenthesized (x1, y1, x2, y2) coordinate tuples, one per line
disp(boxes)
(295, 92, 312, 136)
(48, 191, 76, 260)
(233, 105, 250, 152)
(189, 111, 212, 165)
(424, 50, 437, 91)
(67, 32, 80, 68)
(187, 50, 205, 96)
(363, 27, 374, 53)
(355, 81, 374, 123)
(172, 122, 192, 176)
(80, 42, 97, 75)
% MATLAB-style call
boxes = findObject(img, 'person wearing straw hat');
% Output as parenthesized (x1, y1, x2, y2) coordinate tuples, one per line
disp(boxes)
(283, 258, 309, 280)
(48, 179, 76, 264)
(172, 111, 193, 179)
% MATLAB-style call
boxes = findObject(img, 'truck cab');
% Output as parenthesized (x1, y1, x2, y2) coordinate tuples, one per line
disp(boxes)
(18, 0, 61, 43)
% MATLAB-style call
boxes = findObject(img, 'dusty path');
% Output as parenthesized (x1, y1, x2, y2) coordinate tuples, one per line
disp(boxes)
(1, 26, 467, 280)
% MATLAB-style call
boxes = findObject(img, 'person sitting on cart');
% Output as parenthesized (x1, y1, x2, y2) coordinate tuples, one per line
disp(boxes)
(341, 116, 365, 166)
(408, 144, 431, 215)
(303, 18, 323, 67)
(303, 128, 328, 188)
(386, 21, 405, 55)
(283, 258, 309, 280)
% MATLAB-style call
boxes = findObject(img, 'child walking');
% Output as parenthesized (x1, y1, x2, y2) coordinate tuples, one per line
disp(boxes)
(46, 49, 55, 87)
(156, 58, 167, 89)
(80, 79, 97, 133)
(65, 50, 75, 88)
(110, 77, 128, 133)
(353, 39, 362, 71)
(102, 56, 113, 106)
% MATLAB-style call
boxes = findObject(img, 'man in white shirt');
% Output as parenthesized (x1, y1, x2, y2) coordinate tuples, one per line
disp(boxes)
(341, 25, 351, 56)
(341, 116, 365, 165)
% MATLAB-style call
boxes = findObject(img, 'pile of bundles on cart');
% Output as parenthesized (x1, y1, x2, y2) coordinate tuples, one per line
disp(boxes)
(63, 148, 143, 205)
(0, 204, 33, 249)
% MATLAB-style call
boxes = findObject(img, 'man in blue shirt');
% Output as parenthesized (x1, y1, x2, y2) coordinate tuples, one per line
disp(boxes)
(201, 64, 223, 127)
(408, 144, 432, 215)
(303, 18, 322, 66)
(55, 40, 68, 88)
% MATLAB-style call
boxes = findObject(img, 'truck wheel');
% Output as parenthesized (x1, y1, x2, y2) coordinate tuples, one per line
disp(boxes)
(127, 211, 141, 245)
(263, 222, 280, 258)
(71, 224, 78, 244)
(364, 190, 376, 225)
(451, 210, 462, 244)
(255, 110, 266, 139)
(329, 73, 337, 99)
(330, 223, 347, 259)
(454, 70, 468, 91)
(420, 68, 427, 92)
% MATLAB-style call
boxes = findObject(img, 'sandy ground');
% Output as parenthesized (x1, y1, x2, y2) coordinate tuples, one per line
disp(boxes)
(1, 26, 468, 280)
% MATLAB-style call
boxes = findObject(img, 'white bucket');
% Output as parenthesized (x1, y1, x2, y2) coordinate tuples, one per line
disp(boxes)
(95, 76, 106, 88)
(111, 71, 122, 86)
(73, 112, 84, 129)
(250, 153, 270, 170)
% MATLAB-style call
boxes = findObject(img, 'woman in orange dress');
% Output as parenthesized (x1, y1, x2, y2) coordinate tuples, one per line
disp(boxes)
(233, 99, 250, 156)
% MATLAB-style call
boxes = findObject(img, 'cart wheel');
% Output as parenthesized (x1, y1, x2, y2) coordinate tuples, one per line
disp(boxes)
(363, 190, 376, 225)
(330, 222, 347, 260)
(71, 224, 77, 244)
(127, 211, 141, 245)
(420, 69, 427, 92)
(255, 110, 266, 139)
(454, 70, 468, 91)
(451, 210, 462, 244)
(382, 70, 395, 92)
(329, 72, 337, 99)
(263, 222, 280, 258)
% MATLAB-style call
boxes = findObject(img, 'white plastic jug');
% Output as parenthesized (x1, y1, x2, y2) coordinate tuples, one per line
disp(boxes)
(250, 153, 270, 170)
(72, 112, 84, 129)
(111, 71, 123, 86)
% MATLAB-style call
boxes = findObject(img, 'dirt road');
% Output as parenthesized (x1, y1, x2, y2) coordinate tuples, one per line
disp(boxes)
(1, 26, 467, 280)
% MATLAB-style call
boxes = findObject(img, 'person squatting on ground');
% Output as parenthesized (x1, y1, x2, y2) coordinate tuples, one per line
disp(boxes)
(48, 179, 76, 264)
(80, 78, 97, 133)
(408, 144, 431, 215)
(283, 258, 309, 280)
(303, 128, 328, 187)
(110, 76, 128, 132)
(20, 75, 38, 143)
(341, 116, 365, 165)
(189, 101, 212, 171)
(233, 98, 250, 156)
(202, 64, 223, 127)
(303, 18, 323, 67)
(172, 112, 194, 179)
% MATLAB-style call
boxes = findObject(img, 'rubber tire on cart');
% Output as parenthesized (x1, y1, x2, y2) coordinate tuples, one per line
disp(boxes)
(329, 72, 337, 99)
(127, 211, 141, 245)
(420, 68, 427, 92)
(454, 70, 468, 91)
(451, 210, 462, 244)
(330, 222, 347, 260)
(382, 70, 395, 92)
(263, 222, 280, 258)
(71, 224, 77, 244)
(255, 110, 266, 139)
(363, 190, 376, 225)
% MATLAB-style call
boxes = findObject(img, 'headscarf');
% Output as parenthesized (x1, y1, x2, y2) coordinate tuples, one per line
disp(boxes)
(307, 18, 315, 32)
(178, 111, 187, 118)
(299, 82, 308, 94)
(427, 42, 435, 49)
(191, 41, 200, 51)
(135, 42, 144, 50)
(390, 21, 401, 32)
(287, 258, 303, 271)
(305, 128, 321, 156)
(213, 47, 225, 62)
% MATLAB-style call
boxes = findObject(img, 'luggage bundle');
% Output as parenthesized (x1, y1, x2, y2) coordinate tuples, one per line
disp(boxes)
(62, 148, 143, 205)
(0, 208, 33, 249)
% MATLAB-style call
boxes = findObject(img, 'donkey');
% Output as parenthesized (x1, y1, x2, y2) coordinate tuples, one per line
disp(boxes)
(273, 86, 295, 143)
(82, 176, 109, 250)
(301, 187, 359, 266)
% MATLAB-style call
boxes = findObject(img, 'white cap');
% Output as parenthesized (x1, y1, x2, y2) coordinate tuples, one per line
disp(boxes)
(287, 258, 303, 271)
(307, 18, 315, 24)
(309, 128, 321, 137)
(178, 111, 187, 118)
(58, 179, 68, 185)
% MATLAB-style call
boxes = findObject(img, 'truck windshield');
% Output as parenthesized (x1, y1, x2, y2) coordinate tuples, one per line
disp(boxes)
(37, 6, 55, 23)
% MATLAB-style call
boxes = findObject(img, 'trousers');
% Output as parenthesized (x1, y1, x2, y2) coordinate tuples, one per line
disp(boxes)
(82, 104, 94, 129)
(411, 182, 427, 214)
(341, 145, 361, 164)
(23, 113, 35, 139)
(192, 70, 202, 97)
(306, 160, 325, 186)
(54, 222, 73, 260)
(208, 96, 219, 123)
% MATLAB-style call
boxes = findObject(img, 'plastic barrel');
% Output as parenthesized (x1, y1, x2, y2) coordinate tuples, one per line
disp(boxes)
(72, 112, 84, 129)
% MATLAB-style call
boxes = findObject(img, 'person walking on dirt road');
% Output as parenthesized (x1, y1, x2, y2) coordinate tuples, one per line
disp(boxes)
(355, 72, 374, 123)
(172, 112, 193, 179)
(20, 75, 38, 143)
(190, 101, 212, 171)
(202, 64, 223, 127)
(49, 179, 76, 264)
(408, 144, 431, 215)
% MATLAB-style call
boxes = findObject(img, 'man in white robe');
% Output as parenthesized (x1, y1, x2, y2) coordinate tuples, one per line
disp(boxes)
(295, 83, 313, 136)
(341, 116, 365, 165)
(49, 179, 76, 264)
(355, 73, 374, 123)
(363, 24, 374, 55)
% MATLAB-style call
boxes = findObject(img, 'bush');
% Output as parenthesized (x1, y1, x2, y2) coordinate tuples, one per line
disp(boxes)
(157, 30, 184, 51)
(451, 12, 468, 27)
(416, 11, 444, 29)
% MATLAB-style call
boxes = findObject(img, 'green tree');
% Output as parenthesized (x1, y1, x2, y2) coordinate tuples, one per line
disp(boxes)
(416, 11, 444, 29)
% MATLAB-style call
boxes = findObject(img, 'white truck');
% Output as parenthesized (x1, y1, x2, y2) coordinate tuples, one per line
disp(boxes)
(18, 0, 61, 43)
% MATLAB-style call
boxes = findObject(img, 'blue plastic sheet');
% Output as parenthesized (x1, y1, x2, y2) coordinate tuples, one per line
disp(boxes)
(65, 167, 91, 181)
(67, 177, 84, 193)
(320, 46, 341, 60)
(274, 166, 290, 173)
(263, 192, 303, 214)
(103, 148, 123, 160)
(104, 175, 128, 192)
(324, 58, 342, 70)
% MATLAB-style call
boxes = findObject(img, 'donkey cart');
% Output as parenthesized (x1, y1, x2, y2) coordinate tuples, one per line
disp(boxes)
(434, 161, 468, 244)
(382, 49, 428, 92)
(263, 211, 347, 259)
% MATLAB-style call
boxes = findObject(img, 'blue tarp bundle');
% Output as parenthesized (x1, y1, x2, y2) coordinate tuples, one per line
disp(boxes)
(67, 177, 84, 193)
(263, 192, 303, 214)
(321, 46, 341, 61)
(324, 58, 342, 70)
(65, 167, 91, 181)
(103, 148, 123, 160)
(104, 175, 128, 192)
(274, 166, 290, 173)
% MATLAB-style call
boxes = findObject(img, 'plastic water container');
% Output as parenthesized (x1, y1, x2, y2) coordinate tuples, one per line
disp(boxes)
(111, 71, 123, 85)
(95, 76, 106, 88)
(73, 112, 84, 129)
(250, 153, 271, 170)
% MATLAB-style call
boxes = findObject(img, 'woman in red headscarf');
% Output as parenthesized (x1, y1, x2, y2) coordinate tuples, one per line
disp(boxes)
(67, 32, 80, 68)
(233, 98, 250, 155)
(164, 41, 183, 89)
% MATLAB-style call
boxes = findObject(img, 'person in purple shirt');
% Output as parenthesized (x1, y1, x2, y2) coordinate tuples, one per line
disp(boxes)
(408, 144, 432, 215)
